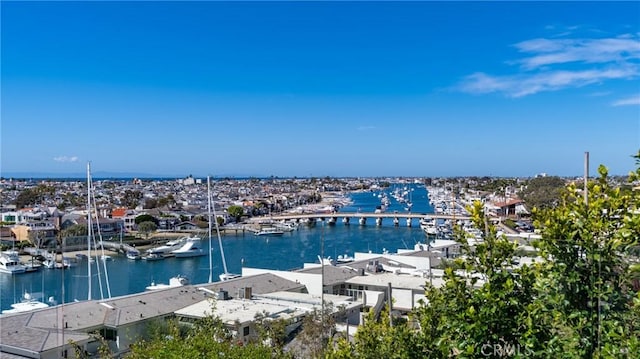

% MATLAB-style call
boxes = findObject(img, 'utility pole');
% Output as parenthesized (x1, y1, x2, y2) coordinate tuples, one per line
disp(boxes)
(584, 151, 589, 205)
(387, 282, 393, 327)
(320, 219, 325, 348)
(584, 151, 601, 356)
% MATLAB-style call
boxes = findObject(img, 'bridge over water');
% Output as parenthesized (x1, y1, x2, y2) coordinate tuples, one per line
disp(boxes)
(97, 241, 140, 255)
(250, 212, 472, 227)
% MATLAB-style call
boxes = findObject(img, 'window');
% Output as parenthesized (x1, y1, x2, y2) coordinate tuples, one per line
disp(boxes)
(243, 326, 250, 337)
(100, 328, 117, 341)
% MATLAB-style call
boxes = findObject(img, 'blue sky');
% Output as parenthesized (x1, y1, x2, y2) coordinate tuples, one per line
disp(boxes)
(1, 1, 639, 178)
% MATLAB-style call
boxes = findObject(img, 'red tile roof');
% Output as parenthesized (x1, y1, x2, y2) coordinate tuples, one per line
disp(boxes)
(111, 208, 128, 217)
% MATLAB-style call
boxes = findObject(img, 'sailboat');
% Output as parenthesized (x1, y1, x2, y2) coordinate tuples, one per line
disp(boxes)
(2, 292, 56, 314)
(2, 258, 55, 315)
(207, 176, 240, 282)
(85, 162, 112, 301)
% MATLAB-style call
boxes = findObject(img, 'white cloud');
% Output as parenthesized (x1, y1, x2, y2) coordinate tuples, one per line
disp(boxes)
(53, 156, 79, 163)
(612, 95, 640, 106)
(460, 65, 638, 98)
(458, 32, 640, 98)
(514, 36, 640, 69)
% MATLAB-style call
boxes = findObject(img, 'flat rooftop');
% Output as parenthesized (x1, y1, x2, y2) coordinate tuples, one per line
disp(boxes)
(345, 272, 444, 290)
(175, 291, 361, 326)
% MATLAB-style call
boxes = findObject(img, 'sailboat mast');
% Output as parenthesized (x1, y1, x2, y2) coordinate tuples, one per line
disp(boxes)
(207, 176, 213, 283)
(211, 180, 229, 275)
(86, 162, 92, 301)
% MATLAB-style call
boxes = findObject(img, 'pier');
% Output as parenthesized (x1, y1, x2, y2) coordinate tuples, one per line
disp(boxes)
(98, 240, 140, 255)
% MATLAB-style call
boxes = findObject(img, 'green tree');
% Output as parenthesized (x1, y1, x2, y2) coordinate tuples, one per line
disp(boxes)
(128, 304, 288, 359)
(134, 214, 158, 225)
(227, 205, 244, 222)
(14, 184, 54, 209)
(519, 175, 566, 210)
(410, 201, 539, 358)
(328, 305, 420, 359)
(327, 154, 640, 358)
(527, 158, 640, 357)
(253, 311, 290, 350)
(137, 221, 157, 239)
(288, 304, 337, 359)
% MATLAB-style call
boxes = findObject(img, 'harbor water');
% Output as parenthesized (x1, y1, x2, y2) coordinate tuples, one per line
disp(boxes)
(1, 184, 433, 312)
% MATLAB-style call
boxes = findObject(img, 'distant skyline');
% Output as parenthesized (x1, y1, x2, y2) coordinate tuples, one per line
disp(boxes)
(1, 1, 639, 178)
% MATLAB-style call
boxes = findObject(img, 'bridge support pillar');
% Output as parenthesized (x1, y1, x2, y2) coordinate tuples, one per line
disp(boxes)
(342, 217, 350, 225)
(376, 218, 383, 226)
(406, 218, 412, 227)
(393, 217, 399, 226)
(328, 217, 337, 225)
(359, 217, 366, 225)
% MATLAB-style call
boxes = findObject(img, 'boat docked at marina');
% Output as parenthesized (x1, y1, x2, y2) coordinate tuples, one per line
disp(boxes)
(142, 252, 164, 261)
(172, 236, 205, 258)
(1, 292, 56, 315)
(126, 250, 141, 260)
(42, 258, 68, 269)
(145, 237, 188, 257)
(145, 275, 189, 291)
(274, 221, 299, 232)
(255, 227, 285, 236)
(0, 251, 26, 274)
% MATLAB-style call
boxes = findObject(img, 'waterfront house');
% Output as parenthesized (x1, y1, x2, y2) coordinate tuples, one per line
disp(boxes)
(109, 207, 137, 231)
(174, 221, 200, 231)
(10, 221, 57, 244)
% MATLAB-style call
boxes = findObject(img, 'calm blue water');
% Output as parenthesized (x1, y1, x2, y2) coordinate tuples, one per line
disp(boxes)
(1, 184, 432, 311)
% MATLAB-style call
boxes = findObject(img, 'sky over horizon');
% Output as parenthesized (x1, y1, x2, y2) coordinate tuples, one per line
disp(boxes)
(1, 1, 639, 178)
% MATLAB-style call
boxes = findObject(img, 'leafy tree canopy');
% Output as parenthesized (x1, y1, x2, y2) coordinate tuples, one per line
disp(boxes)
(227, 205, 244, 222)
(127, 304, 289, 359)
(137, 221, 158, 239)
(328, 152, 640, 358)
(519, 175, 566, 210)
(134, 214, 158, 225)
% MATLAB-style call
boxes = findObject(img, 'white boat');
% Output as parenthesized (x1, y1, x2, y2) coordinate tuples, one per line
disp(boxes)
(145, 275, 189, 291)
(0, 251, 27, 274)
(274, 221, 298, 232)
(172, 237, 205, 258)
(100, 254, 113, 262)
(42, 258, 56, 269)
(142, 252, 164, 261)
(63, 256, 78, 267)
(126, 250, 140, 260)
(21, 254, 43, 272)
(1, 292, 56, 315)
(336, 254, 355, 264)
(255, 227, 285, 236)
(420, 216, 438, 236)
(219, 273, 242, 282)
(146, 237, 187, 256)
